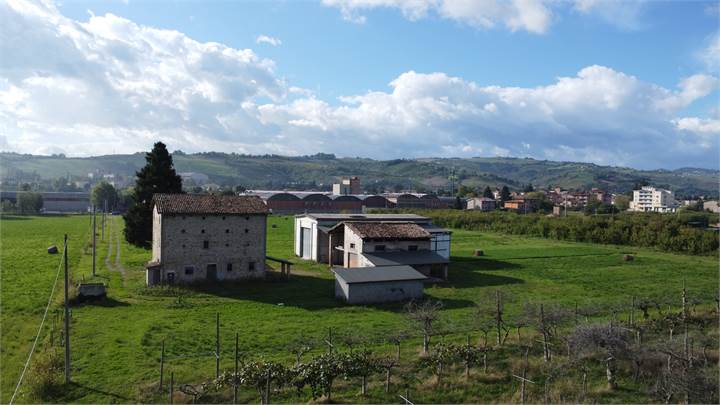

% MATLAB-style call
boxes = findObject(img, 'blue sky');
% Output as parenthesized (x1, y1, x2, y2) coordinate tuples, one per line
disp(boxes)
(1, 0, 719, 169)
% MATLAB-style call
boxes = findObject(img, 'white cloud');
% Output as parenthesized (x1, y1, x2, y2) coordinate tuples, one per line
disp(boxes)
(698, 33, 720, 71)
(255, 34, 282, 47)
(322, 0, 553, 33)
(572, 0, 647, 30)
(1, 0, 718, 169)
(322, 0, 655, 34)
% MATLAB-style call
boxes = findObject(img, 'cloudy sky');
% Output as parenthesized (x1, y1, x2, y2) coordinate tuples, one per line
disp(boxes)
(1, 0, 718, 169)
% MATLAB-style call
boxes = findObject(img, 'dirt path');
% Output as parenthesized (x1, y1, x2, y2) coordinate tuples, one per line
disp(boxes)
(104, 216, 127, 287)
(114, 217, 126, 278)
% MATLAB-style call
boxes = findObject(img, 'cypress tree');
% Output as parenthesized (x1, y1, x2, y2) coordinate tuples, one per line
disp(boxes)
(500, 185, 511, 202)
(123, 142, 183, 247)
(483, 186, 494, 199)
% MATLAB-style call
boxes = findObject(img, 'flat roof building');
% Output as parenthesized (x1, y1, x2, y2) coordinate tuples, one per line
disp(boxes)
(332, 265, 427, 304)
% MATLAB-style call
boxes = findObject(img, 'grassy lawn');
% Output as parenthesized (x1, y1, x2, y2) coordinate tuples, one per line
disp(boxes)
(1, 214, 717, 403)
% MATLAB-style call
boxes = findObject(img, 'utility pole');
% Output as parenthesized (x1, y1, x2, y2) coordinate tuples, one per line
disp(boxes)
(63, 234, 71, 383)
(92, 204, 96, 277)
(102, 199, 107, 241)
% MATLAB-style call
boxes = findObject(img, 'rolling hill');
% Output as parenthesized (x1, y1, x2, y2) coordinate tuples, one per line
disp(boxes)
(1, 152, 717, 197)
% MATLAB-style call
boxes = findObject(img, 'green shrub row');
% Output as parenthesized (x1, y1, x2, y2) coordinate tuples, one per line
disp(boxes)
(374, 209, 719, 255)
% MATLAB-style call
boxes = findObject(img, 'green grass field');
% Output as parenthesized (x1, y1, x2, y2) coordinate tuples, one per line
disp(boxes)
(1, 214, 717, 403)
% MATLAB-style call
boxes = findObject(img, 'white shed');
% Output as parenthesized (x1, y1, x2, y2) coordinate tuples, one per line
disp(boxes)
(332, 266, 427, 304)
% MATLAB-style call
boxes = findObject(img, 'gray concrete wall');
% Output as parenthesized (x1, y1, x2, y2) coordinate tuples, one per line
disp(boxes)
(155, 213, 267, 284)
(336, 279, 424, 304)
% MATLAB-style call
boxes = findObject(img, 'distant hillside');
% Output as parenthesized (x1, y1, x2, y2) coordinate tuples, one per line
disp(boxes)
(1, 152, 717, 197)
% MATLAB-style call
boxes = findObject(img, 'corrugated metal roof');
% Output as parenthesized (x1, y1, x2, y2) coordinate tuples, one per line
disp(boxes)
(332, 265, 427, 284)
(363, 250, 450, 266)
(153, 193, 269, 215)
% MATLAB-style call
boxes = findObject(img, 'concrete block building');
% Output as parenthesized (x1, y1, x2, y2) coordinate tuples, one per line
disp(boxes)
(332, 265, 427, 304)
(145, 193, 269, 286)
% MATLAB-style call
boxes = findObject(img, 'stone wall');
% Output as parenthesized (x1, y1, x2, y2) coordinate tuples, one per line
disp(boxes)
(156, 213, 267, 283)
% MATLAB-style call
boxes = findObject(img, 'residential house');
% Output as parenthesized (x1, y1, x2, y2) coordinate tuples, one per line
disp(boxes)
(466, 197, 497, 211)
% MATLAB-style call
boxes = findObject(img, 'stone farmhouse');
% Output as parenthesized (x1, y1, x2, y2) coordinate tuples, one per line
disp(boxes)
(145, 193, 268, 286)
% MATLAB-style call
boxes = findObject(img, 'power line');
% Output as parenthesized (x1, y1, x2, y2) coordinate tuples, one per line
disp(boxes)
(9, 243, 66, 405)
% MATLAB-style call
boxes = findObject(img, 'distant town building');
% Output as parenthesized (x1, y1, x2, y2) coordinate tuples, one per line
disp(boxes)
(332, 176, 361, 195)
(145, 194, 269, 286)
(0, 191, 90, 213)
(332, 265, 427, 304)
(466, 197, 497, 211)
(504, 197, 539, 213)
(629, 187, 678, 213)
(179, 172, 210, 186)
(703, 200, 720, 214)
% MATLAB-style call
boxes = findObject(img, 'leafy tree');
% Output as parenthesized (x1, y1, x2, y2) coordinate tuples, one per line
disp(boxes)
(419, 343, 458, 386)
(500, 185, 511, 202)
(296, 352, 344, 400)
(1, 199, 16, 213)
(613, 195, 630, 211)
(91, 181, 118, 209)
(123, 142, 183, 247)
(482, 186, 494, 199)
(17, 192, 43, 214)
(453, 196, 463, 210)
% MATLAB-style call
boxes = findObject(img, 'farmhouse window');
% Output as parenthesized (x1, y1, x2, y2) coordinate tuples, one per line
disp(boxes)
(225, 229, 230, 233)
(375, 245, 386, 252)
(203, 240, 209, 249)
(202, 216, 206, 220)
(408, 245, 418, 251)
(184, 266, 194, 275)
(350, 243, 356, 249)
(225, 243, 229, 247)
(181, 229, 186, 233)
(245, 229, 249, 233)
(222, 216, 226, 220)
(201, 229, 205, 234)
(227, 263, 233, 272)
(248, 261, 256, 271)
(245, 216, 249, 220)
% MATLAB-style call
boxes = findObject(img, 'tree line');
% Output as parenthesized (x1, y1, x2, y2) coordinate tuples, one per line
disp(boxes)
(374, 209, 719, 255)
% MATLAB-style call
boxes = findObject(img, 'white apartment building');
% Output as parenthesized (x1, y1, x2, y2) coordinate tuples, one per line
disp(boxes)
(629, 187, 678, 213)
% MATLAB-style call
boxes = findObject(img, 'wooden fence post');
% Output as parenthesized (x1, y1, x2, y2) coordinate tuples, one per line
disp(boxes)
(216, 312, 220, 379)
(169, 372, 174, 405)
(159, 340, 165, 392)
(234, 332, 239, 404)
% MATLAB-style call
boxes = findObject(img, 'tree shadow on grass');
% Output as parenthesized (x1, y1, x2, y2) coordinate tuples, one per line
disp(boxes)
(182, 272, 476, 312)
(445, 256, 524, 289)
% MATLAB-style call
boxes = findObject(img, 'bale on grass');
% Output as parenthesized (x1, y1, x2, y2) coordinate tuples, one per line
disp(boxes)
(47, 245, 58, 254)
(473, 249, 484, 256)
(623, 254, 634, 262)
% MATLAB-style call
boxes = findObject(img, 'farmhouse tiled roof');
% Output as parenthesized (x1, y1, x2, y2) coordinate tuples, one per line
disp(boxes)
(152, 193, 268, 215)
(343, 222, 431, 240)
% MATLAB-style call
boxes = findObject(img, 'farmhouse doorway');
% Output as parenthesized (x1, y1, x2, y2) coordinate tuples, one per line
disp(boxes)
(207, 264, 217, 281)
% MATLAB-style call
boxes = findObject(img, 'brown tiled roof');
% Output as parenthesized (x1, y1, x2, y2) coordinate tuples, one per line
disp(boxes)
(153, 193, 268, 215)
(344, 222, 430, 240)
